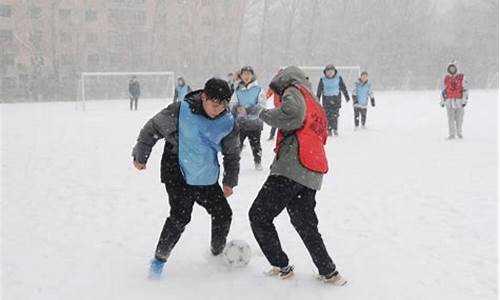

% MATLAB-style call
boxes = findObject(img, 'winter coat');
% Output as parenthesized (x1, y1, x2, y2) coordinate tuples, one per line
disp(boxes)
(132, 90, 241, 188)
(261, 66, 324, 191)
(129, 80, 141, 97)
(230, 80, 266, 131)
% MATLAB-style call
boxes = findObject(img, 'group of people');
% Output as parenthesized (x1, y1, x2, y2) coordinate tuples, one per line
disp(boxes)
(132, 66, 347, 286)
(130, 61, 469, 287)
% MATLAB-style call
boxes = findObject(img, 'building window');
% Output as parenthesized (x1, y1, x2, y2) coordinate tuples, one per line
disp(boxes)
(59, 53, 73, 65)
(59, 9, 71, 20)
(60, 32, 72, 43)
(2, 77, 17, 93)
(0, 4, 12, 17)
(29, 6, 42, 19)
(1, 53, 15, 67)
(0, 29, 13, 43)
(88, 54, 100, 68)
(85, 9, 97, 21)
(86, 32, 98, 44)
(131, 10, 145, 26)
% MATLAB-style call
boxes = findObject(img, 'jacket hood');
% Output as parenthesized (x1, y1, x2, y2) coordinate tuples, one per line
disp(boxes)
(269, 66, 313, 96)
(447, 60, 459, 75)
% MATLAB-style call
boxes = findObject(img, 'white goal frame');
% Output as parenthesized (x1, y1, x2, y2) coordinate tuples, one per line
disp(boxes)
(78, 71, 175, 111)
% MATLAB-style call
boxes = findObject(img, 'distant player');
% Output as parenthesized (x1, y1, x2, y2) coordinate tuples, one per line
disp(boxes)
(440, 61, 468, 139)
(352, 71, 375, 130)
(230, 66, 266, 170)
(129, 76, 141, 110)
(316, 64, 350, 136)
(173, 77, 192, 103)
(132, 78, 240, 279)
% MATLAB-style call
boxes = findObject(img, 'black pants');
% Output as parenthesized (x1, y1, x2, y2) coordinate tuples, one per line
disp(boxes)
(240, 129, 262, 164)
(249, 175, 336, 275)
(269, 127, 277, 139)
(323, 97, 341, 132)
(354, 107, 367, 127)
(154, 181, 232, 262)
(130, 96, 138, 110)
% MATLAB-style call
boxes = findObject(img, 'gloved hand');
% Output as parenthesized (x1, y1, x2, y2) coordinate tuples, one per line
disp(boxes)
(462, 102, 467, 107)
(370, 97, 375, 107)
(440, 101, 445, 108)
(345, 96, 350, 103)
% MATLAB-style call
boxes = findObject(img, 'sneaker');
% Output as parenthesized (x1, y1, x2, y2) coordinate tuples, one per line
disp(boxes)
(267, 136, 275, 141)
(354, 126, 359, 131)
(320, 270, 347, 286)
(148, 258, 165, 280)
(361, 125, 367, 129)
(265, 265, 295, 279)
(457, 134, 463, 139)
(448, 135, 456, 140)
(255, 162, 263, 171)
(327, 130, 333, 137)
(333, 130, 339, 136)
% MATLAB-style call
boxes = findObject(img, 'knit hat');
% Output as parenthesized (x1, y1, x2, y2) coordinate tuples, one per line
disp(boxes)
(204, 78, 232, 103)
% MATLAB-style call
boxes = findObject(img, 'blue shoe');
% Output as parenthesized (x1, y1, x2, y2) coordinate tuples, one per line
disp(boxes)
(148, 258, 165, 280)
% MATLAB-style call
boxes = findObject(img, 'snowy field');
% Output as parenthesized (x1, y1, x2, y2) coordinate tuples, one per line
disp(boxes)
(2, 90, 498, 300)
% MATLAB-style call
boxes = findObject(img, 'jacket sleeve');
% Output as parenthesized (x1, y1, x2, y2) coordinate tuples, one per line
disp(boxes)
(247, 87, 267, 116)
(132, 102, 180, 164)
(316, 78, 323, 101)
(259, 86, 305, 131)
(221, 121, 241, 188)
(462, 76, 469, 100)
(339, 77, 350, 101)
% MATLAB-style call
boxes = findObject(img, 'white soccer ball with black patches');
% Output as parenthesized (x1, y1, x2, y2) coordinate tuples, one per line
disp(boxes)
(223, 239, 252, 267)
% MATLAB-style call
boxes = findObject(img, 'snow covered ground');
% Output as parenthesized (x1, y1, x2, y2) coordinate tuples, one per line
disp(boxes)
(2, 90, 498, 300)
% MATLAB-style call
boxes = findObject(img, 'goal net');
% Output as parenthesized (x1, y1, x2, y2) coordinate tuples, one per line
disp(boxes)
(297, 66, 361, 96)
(78, 71, 175, 110)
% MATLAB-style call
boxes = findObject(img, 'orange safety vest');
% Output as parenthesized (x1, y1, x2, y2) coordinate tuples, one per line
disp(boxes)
(275, 84, 329, 174)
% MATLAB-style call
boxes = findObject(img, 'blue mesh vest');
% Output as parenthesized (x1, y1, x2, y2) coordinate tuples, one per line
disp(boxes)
(178, 101, 234, 185)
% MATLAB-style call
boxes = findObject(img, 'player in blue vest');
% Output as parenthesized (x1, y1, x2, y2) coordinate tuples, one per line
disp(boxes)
(173, 77, 192, 103)
(352, 71, 375, 130)
(316, 64, 350, 136)
(132, 78, 240, 279)
(230, 66, 266, 170)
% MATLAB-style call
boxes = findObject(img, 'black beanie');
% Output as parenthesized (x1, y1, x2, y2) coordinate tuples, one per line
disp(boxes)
(204, 77, 232, 103)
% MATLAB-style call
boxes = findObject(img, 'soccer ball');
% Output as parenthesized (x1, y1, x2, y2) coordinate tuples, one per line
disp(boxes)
(223, 239, 252, 267)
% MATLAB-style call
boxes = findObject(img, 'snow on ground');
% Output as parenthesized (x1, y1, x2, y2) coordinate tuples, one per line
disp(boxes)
(2, 90, 498, 300)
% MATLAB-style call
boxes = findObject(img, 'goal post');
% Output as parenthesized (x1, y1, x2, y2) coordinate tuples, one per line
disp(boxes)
(78, 71, 175, 110)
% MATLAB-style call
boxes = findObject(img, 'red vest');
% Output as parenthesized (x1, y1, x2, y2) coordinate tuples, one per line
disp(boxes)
(275, 84, 329, 174)
(444, 74, 464, 99)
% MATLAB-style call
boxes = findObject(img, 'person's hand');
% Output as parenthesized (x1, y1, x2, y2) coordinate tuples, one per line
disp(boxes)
(440, 101, 445, 108)
(237, 107, 247, 115)
(133, 160, 146, 170)
(223, 185, 233, 198)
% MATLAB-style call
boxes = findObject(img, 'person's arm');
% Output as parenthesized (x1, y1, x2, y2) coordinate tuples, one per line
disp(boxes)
(339, 76, 350, 102)
(129, 82, 133, 97)
(462, 75, 469, 106)
(221, 121, 241, 191)
(440, 78, 447, 107)
(137, 82, 141, 96)
(259, 86, 305, 131)
(316, 78, 323, 101)
(132, 102, 180, 167)
(352, 82, 358, 105)
(369, 84, 375, 107)
(246, 87, 266, 116)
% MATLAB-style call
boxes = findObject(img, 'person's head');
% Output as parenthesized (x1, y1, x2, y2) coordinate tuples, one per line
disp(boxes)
(201, 78, 232, 118)
(177, 77, 185, 86)
(360, 71, 368, 83)
(240, 66, 255, 85)
(131, 75, 137, 81)
(447, 63, 457, 75)
(324, 64, 336, 78)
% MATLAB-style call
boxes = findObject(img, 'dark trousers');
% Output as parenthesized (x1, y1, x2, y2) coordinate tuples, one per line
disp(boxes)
(354, 107, 367, 127)
(269, 127, 277, 139)
(130, 96, 138, 110)
(154, 181, 232, 262)
(323, 97, 341, 132)
(249, 175, 336, 275)
(240, 129, 262, 164)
